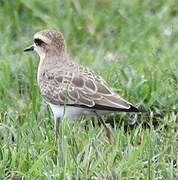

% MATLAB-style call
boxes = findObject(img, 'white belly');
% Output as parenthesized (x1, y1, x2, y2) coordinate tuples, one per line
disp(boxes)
(48, 103, 92, 119)
(48, 103, 113, 120)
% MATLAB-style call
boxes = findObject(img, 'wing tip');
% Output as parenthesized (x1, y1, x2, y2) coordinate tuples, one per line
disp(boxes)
(129, 104, 147, 113)
(66, 103, 147, 113)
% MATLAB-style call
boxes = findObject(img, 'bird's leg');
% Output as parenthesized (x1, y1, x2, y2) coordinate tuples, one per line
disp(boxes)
(54, 117, 61, 155)
(94, 112, 112, 143)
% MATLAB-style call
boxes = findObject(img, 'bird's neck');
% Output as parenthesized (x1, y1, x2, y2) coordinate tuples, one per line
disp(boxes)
(41, 50, 66, 66)
(37, 51, 68, 83)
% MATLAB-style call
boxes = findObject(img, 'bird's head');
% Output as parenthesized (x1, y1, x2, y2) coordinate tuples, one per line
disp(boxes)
(24, 29, 66, 59)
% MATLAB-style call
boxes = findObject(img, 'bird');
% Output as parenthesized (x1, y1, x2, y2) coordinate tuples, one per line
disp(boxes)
(24, 29, 142, 145)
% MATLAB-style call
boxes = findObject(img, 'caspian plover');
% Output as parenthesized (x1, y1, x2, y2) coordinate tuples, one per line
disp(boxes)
(24, 29, 142, 144)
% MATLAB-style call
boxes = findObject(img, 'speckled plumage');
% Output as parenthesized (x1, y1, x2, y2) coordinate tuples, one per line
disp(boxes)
(32, 30, 139, 115)
(39, 60, 132, 110)
(29, 29, 140, 118)
(24, 29, 141, 144)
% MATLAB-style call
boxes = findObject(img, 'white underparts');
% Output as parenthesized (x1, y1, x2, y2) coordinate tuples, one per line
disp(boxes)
(48, 103, 115, 120)
(48, 103, 84, 119)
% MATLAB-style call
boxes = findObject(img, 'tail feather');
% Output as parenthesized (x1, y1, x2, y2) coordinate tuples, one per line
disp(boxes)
(68, 103, 146, 113)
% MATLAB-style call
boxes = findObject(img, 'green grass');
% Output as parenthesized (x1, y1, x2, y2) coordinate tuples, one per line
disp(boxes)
(0, 0, 177, 179)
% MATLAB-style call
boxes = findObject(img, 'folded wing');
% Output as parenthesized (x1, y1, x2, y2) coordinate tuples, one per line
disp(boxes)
(39, 66, 140, 112)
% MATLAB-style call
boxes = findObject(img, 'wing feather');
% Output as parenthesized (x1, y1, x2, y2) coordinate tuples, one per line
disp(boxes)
(39, 65, 133, 111)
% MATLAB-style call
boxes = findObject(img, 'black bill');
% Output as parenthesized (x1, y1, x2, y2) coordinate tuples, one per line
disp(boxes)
(24, 45, 34, 52)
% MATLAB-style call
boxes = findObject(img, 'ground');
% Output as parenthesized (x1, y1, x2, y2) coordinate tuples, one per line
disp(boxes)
(0, 0, 177, 179)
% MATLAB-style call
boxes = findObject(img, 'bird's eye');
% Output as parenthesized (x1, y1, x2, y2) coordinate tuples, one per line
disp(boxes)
(34, 38, 44, 46)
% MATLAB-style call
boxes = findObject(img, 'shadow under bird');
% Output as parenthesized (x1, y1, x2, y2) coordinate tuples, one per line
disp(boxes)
(24, 29, 143, 144)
